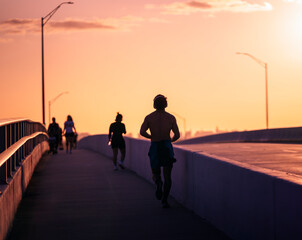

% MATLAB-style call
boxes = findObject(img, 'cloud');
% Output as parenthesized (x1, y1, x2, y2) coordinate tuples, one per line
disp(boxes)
(0, 18, 117, 36)
(0, 15, 162, 37)
(0, 18, 40, 35)
(0, 15, 169, 40)
(147, 0, 273, 15)
(187, 1, 212, 9)
(48, 19, 115, 31)
(284, 0, 302, 4)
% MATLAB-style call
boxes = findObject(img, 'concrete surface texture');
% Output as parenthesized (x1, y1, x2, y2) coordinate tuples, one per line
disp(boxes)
(178, 142, 302, 177)
(7, 149, 231, 240)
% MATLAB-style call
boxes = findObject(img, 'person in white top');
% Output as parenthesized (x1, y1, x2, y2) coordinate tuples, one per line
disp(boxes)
(63, 115, 76, 154)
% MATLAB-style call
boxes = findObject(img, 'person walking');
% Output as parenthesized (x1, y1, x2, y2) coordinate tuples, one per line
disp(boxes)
(47, 117, 60, 154)
(58, 126, 63, 150)
(63, 115, 76, 154)
(140, 94, 180, 208)
(108, 112, 126, 171)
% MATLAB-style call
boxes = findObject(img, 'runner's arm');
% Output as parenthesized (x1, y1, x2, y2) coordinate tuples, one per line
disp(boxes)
(140, 118, 151, 139)
(171, 117, 180, 142)
(123, 124, 126, 134)
(108, 124, 113, 140)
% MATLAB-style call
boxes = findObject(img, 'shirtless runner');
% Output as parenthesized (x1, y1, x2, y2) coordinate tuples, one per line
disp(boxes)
(140, 94, 180, 208)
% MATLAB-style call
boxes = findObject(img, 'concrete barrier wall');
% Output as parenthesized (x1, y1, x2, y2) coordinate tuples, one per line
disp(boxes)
(177, 126, 302, 144)
(78, 135, 302, 240)
(0, 141, 49, 240)
(78, 135, 153, 182)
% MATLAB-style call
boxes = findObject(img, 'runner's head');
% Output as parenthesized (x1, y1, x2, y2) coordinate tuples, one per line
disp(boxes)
(153, 94, 167, 110)
(52, 117, 56, 123)
(115, 112, 123, 122)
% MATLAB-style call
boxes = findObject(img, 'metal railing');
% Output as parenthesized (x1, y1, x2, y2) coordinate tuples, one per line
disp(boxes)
(0, 119, 48, 184)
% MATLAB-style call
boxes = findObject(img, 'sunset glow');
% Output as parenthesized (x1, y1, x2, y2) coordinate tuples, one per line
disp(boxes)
(1, 0, 302, 136)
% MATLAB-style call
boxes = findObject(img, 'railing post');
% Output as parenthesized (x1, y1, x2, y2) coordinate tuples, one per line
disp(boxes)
(17, 123, 21, 165)
(22, 122, 25, 159)
(21, 122, 24, 162)
(0, 163, 7, 184)
(0, 126, 4, 154)
(7, 125, 12, 178)
(12, 123, 17, 171)
(0, 125, 8, 184)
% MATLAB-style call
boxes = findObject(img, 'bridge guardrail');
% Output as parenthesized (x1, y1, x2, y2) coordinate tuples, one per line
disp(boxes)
(0, 119, 48, 184)
(177, 126, 302, 145)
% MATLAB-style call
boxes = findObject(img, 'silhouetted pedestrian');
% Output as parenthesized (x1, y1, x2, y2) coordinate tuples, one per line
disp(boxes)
(108, 112, 126, 170)
(47, 117, 60, 154)
(140, 94, 180, 208)
(58, 127, 63, 150)
(63, 115, 76, 154)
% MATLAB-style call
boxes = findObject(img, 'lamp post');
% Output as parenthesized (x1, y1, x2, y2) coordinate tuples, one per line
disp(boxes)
(236, 52, 269, 129)
(41, 2, 74, 125)
(171, 112, 187, 139)
(48, 91, 69, 126)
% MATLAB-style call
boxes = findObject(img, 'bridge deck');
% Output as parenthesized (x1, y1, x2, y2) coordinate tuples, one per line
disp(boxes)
(7, 149, 230, 240)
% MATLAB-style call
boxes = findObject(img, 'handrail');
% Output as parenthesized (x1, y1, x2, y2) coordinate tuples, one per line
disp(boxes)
(0, 118, 30, 127)
(0, 119, 48, 184)
(0, 132, 48, 168)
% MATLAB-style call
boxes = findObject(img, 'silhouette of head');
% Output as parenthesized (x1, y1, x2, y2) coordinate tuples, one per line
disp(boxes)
(153, 94, 167, 110)
(115, 112, 123, 122)
(52, 117, 56, 123)
(67, 115, 73, 121)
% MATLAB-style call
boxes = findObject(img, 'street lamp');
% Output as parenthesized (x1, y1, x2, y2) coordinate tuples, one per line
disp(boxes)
(48, 91, 69, 126)
(171, 112, 187, 139)
(236, 52, 269, 129)
(41, 2, 74, 125)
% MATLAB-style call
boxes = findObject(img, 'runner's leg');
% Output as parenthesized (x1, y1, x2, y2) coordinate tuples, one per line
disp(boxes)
(69, 135, 74, 152)
(162, 165, 173, 205)
(152, 168, 163, 200)
(120, 147, 126, 162)
(112, 148, 118, 169)
(65, 136, 69, 153)
(118, 147, 126, 169)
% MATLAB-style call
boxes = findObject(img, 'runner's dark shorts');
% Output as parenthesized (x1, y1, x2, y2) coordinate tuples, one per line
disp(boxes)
(148, 140, 176, 169)
(111, 138, 125, 149)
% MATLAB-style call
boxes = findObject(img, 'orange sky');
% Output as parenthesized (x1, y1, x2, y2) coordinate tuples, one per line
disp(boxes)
(1, 0, 302, 136)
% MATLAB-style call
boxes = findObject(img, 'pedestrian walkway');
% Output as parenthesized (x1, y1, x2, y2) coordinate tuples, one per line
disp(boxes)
(7, 149, 231, 240)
